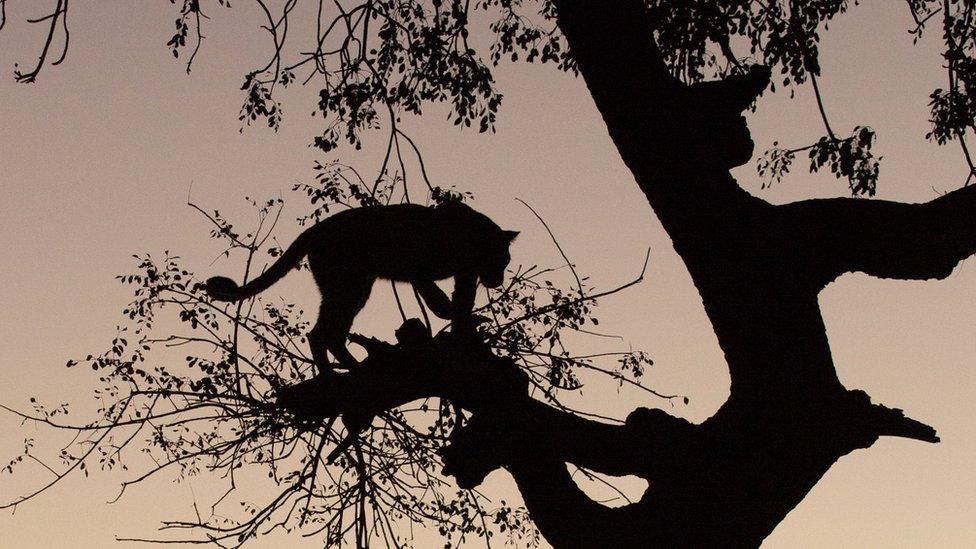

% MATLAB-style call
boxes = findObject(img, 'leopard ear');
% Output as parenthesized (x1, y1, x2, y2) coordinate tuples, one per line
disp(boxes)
(502, 230, 520, 243)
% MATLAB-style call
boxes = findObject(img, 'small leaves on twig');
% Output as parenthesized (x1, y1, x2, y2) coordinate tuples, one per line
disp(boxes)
(808, 126, 880, 197)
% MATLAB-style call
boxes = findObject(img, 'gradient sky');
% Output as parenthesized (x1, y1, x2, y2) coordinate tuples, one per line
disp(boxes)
(1, 2, 975, 547)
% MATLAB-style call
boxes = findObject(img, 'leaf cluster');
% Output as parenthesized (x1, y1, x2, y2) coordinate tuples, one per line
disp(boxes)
(2, 177, 666, 547)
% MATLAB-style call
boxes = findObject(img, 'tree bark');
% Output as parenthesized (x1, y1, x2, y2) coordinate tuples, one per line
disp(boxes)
(280, 1, 960, 546)
(528, 0, 945, 545)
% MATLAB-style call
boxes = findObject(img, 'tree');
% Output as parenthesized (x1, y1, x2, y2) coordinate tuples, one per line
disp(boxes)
(2, 0, 975, 547)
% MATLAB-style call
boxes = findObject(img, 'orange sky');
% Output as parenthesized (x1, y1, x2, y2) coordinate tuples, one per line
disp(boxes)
(1, 2, 974, 547)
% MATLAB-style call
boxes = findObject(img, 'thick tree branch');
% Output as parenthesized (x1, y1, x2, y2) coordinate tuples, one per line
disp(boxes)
(274, 329, 685, 483)
(271, 322, 938, 548)
(507, 456, 643, 549)
(779, 183, 976, 285)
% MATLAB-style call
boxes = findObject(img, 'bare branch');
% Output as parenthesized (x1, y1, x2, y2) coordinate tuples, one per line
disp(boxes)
(13, 0, 69, 83)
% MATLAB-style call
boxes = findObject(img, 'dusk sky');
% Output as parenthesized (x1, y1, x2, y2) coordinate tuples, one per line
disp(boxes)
(1, 2, 974, 547)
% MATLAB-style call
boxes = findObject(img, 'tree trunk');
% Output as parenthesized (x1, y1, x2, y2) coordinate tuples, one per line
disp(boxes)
(495, 1, 948, 546)
(283, 2, 974, 546)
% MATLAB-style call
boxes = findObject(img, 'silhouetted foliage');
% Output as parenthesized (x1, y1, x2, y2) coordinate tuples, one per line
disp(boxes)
(1, 176, 660, 546)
